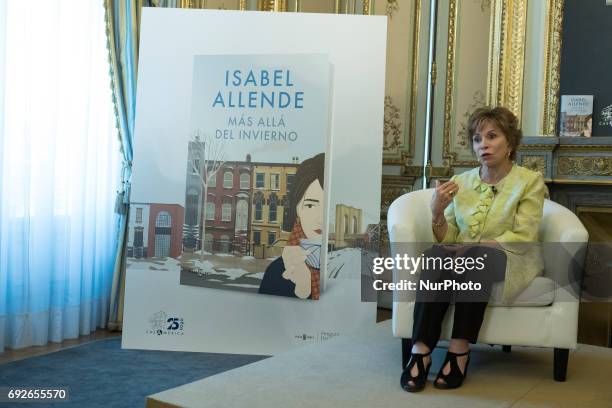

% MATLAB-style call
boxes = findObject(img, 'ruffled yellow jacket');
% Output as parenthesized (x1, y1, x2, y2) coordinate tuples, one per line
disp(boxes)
(441, 164, 546, 304)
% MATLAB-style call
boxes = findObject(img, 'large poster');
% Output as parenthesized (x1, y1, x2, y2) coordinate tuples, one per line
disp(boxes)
(179, 54, 330, 300)
(122, 8, 386, 355)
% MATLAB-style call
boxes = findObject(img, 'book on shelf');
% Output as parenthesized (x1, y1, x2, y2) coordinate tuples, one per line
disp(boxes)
(559, 95, 593, 137)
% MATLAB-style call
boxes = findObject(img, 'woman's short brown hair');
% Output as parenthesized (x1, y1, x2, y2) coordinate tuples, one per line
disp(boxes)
(467, 106, 522, 161)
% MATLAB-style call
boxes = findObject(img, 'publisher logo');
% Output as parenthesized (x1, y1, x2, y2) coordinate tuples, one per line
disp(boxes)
(147, 311, 185, 336)
(294, 333, 315, 342)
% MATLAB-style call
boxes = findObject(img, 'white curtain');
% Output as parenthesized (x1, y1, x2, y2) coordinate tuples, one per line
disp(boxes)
(0, 0, 120, 351)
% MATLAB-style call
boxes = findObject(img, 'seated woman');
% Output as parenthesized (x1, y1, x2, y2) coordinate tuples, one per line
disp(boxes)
(258, 153, 324, 300)
(401, 107, 546, 392)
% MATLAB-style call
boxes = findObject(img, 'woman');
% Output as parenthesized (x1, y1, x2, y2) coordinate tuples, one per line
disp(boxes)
(258, 153, 324, 299)
(401, 107, 546, 391)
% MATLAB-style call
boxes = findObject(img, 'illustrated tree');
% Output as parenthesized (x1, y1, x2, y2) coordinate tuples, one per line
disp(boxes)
(188, 130, 226, 261)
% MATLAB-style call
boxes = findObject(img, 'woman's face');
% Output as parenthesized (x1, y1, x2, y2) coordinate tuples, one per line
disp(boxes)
(472, 120, 512, 168)
(297, 180, 323, 241)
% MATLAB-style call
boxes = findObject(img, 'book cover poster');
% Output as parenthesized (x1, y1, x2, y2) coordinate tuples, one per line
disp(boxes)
(178, 54, 330, 300)
(560, 95, 594, 137)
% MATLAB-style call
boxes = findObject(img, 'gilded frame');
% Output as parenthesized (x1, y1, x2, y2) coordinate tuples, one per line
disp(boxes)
(541, 0, 564, 136)
(487, 0, 527, 120)
(382, 0, 421, 166)
(444, 0, 530, 167)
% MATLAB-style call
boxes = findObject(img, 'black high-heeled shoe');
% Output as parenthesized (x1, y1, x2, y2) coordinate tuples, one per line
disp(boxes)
(400, 350, 433, 392)
(434, 350, 470, 389)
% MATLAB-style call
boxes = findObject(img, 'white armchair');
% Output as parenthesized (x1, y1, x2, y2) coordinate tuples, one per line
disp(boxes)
(388, 188, 589, 381)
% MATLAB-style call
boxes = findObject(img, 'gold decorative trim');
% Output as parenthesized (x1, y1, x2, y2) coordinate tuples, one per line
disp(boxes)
(402, 165, 424, 178)
(239, 0, 247, 10)
(257, 0, 287, 11)
(407, 0, 421, 165)
(542, 0, 564, 135)
(383, 0, 421, 166)
(520, 155, 547, 175)
(551, 179, 612, 185)
(383, 96, 402, 151)
(381, 174, 417, 214)
(386, 0, 399, 18)
(519, 144, 557, 150)
(178, 0, 208, 7)
(363, 0, 373, 15)
(442, 0, 479, 167)
(487, 0, 527, 121)
(557, 145, 612, 151)
(557, 157, 612, 177)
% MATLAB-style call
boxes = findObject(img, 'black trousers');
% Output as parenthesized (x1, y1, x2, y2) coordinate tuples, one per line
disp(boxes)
(411, 244, 506, 351)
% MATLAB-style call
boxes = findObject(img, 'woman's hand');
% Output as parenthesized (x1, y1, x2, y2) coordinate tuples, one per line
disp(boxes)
(281, 246, 311, 299)
(431, 179, 459, 222)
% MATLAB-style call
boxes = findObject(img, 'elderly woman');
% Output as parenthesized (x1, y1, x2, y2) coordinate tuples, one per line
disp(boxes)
(401, 107, 546, 391)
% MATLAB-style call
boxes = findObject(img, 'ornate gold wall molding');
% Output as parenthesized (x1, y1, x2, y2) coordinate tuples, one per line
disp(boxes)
(177, 0, 208, 7)
(258, 0, 287, 11)
(386, 0, 399, 18)
(442, 0, 479, 167)
(521, 155, 547, 175)
(382, 0, 421, 166)
(487, 0, 527, 121)
(542, 0, 564, 136)
(557, 157, 612, 177)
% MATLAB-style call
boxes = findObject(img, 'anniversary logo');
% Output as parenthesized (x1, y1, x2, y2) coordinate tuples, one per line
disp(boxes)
(147, 311, 185, 337)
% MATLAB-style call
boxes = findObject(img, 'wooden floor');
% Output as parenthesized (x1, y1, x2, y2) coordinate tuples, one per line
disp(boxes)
(0, 330, 121, 365)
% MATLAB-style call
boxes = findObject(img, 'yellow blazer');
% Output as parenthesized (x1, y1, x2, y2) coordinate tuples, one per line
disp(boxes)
(441, 164, 547, 303)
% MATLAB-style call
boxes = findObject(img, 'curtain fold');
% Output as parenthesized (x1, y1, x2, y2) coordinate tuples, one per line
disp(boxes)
(103, 0, 214, 332)
(104, 0, 153, 331)
(0, 0, 120, 352)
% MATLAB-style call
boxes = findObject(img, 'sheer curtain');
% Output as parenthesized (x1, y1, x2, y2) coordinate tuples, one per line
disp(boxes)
(0, 0, 120, 351)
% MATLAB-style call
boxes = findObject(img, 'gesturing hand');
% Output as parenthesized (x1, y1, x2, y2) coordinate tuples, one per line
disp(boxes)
(281, 246, 311, 299)
(430, 179, 459, 221)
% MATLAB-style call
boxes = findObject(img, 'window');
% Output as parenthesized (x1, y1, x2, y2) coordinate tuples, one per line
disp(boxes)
(185, 190, 199, 226)
(155, 211, 171, 228)
(255, 173, 265, 188)
(222, 203, 232, 221)
(208, 173, 216, 188)
(240, 173, 250, 189)
(268, 232, 276, 245)
(204, 233, 213, 252)
(223, 171, 233, 188)
(134, 227, 144, 247)
(192, 156, 201, 175)
(269, 193, 278, 223)
(286, 173, 295, 193)
(255, 202, 263, 221)
(235, 199, 248, 231)
(269, 203, 277, 222)
(219, 235, 230, 253)
(270, 173, 280, 190)
(253, 231, 261, 245)
(154, 211, 172, 258)
(206, 202, 215, 220)
(135, 208, 143, 223)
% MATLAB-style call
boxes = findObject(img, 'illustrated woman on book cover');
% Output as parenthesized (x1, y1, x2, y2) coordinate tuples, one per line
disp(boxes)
(258, 153, 324, 299)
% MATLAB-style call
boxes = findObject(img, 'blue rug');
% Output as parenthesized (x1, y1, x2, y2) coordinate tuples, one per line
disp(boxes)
(0, 338, 267, 407)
